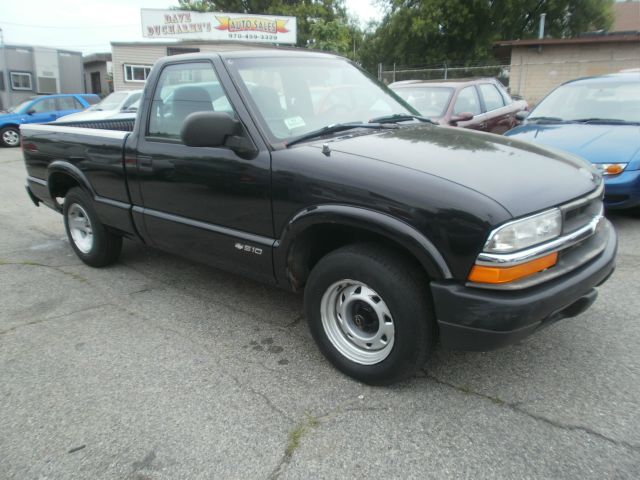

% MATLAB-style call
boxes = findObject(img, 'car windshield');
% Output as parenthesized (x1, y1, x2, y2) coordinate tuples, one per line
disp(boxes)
(392, 86, 454, 117)
(228, 56, 414, 142)
(91, 92, 129, 111)
(530, 76, 640, 123)
(7, 99, 33, 113)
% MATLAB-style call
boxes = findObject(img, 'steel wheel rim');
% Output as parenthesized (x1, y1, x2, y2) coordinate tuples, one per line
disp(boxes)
(68, 203, 94, 253)
(2, 129, 19, 146)
(320, 279, 395, 365)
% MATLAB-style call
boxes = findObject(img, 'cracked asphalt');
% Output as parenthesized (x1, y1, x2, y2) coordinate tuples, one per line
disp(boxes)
(1, 147, 639, 479)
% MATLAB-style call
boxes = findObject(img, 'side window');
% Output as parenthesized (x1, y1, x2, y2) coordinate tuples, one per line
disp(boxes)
(479, 84, 505, 112)
(148, 62, 233, 141)
(30, 98, 57, 113)
(454, 87, 481, 116)
(57, 97, 83, 111)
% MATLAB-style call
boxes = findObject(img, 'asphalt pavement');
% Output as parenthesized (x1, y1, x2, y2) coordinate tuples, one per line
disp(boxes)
(1, 146, 639, 479)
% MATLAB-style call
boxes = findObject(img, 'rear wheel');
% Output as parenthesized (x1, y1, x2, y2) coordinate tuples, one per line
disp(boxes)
(304, 244, 436, 385)
(1, 126, 20, 147)
(63, 187, 122, 267)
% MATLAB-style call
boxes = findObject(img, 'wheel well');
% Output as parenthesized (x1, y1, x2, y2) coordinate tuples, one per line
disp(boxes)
(1, 124, 19, 130)
(48, 172, 82, 206)
(286, 224, 434, 291)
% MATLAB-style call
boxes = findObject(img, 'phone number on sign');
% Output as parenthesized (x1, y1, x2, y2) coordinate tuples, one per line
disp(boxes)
(227, 33, 278, 41)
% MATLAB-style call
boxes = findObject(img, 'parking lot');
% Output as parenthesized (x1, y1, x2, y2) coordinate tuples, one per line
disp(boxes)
(1, 145, 639, 479)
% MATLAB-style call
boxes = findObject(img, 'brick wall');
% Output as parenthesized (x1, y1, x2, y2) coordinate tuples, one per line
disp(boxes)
(509, 42, 640, 104)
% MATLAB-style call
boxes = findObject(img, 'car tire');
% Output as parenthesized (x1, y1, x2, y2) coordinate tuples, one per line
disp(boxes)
(1, 126, 20, 148)
(304, 243, 436, 385)
(63, 187, 122, 267)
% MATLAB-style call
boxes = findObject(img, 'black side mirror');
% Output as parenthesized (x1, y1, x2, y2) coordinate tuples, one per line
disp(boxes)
(27, 109, 36, 115)
(450, 112, 474, 125)
(180, 111, 256, 156)
(515, 110, 530, 121)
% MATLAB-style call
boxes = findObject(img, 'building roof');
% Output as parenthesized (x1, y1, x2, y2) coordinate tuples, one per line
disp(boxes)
(495, 32, 640, 47)
(613, 1, 640, 32)
(83, 52, 111, 64)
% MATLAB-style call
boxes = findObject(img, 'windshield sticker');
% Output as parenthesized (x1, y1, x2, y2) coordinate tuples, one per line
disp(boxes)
(284, 116, 306, 130)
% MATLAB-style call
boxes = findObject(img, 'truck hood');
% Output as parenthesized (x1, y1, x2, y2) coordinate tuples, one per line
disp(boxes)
(505, 123, 640, 168)
(319, 125, 601, 218)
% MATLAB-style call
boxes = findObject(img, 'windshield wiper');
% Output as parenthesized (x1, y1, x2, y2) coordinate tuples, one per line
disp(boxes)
(526, 116, 566, 124)
(369, 113, 436, 124)
(286, 122, 397, 147)
(571, 118, 639, 125)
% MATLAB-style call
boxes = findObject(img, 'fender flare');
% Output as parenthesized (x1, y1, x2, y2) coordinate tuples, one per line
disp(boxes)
(47, 160, 95, 211)
(273, 204, 452, 289)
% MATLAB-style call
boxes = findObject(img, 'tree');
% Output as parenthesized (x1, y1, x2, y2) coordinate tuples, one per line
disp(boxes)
(175, 0, 361, 58)
(359, 0, 614, 71)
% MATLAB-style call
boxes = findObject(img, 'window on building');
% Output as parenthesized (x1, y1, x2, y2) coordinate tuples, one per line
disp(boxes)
(10, 72, 33, 91)
(0, 72, 5, 91)
(124, 64, 152, 82)
(479, 84, 505, 112)
(57, 96, 83, 111)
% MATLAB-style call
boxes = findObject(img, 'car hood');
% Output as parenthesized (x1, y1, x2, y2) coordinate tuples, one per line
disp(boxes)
(0, 112, 23, 123)
(505, 123, 640, 167)
(317, 125, 601, 218)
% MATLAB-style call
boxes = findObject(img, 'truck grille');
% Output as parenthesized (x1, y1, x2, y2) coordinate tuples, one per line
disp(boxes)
(561, 185, 604, 235)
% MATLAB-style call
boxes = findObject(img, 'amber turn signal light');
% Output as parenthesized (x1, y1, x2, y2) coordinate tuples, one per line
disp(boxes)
(605, 164, 624, 175)
(468, 252, 558, 284)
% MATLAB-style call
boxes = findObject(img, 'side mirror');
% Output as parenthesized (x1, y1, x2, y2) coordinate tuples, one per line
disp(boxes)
(450, 112, 474, 124)
(27, 109, 36, 115)
(515, 110, 530, 121)
(180, 111, 256, 156)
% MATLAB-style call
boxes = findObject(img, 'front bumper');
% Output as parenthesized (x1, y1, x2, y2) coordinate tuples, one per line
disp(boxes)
(431, 218, 617, 351)
(603, 169, 640, 209)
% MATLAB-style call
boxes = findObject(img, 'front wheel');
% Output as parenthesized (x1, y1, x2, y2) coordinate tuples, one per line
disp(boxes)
(304, 244, 436, 385)
(1, 126, 20, 147)
(63, 187, 122, 267)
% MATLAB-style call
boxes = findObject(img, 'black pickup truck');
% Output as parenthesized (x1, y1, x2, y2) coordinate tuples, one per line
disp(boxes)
(21, 49, 617, 384)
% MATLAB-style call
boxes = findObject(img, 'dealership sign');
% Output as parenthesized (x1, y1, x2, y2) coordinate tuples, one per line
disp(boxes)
(140, 9, 297, 44)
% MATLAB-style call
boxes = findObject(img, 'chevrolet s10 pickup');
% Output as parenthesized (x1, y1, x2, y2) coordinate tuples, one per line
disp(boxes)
(21, 49, 617, 384)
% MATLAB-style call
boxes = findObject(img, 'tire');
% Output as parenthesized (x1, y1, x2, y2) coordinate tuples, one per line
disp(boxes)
(1, 126, 20, 147)
(63, 187, 122, 267)
(304, 243, 436, 385)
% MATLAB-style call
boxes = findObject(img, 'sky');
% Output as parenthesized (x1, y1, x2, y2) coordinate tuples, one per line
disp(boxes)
(0, 0, 384, 54)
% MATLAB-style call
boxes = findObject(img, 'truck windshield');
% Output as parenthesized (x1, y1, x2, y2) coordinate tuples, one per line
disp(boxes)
(228, 56, 415, 142)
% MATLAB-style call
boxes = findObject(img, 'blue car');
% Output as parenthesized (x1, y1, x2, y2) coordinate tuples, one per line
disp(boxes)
(0, 93, 99, 147)
(505, 73, 640, 211)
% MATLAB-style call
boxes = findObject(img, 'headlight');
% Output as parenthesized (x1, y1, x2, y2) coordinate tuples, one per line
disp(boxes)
(596, 163, 627, 175)
(484, 208, 562, 253)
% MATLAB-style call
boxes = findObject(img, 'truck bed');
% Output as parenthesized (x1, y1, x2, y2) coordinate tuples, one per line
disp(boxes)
(21, 122, 131, 213)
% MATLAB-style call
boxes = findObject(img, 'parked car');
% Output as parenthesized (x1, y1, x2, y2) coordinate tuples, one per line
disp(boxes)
(22, 50, 616, 384)
(57, 90, 142, 122)
(0, 93, 99, 147)
(390, 78, 528, 134)
(505, 72, 640, 211)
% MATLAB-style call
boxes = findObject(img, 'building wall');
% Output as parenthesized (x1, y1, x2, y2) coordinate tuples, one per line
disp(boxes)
(509, 42, 640, 104)
(58, 51, 84, 94)
(84, 62, 111, 97)
(111, 42, 269, 91)
(0, 45, 84, 109)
